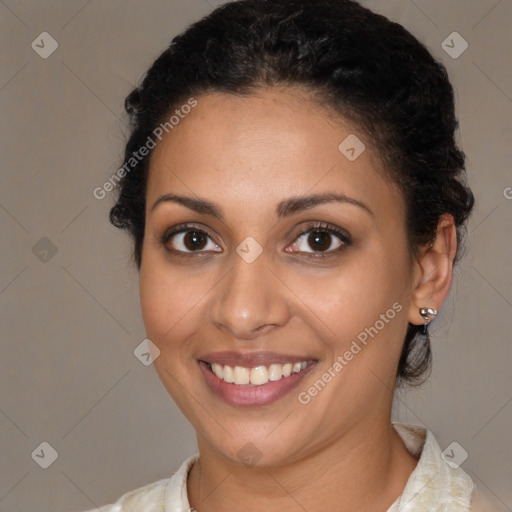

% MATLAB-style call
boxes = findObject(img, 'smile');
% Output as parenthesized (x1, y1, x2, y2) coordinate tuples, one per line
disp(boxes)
(197, 352, 317, 407)
(206, 361, 310, 385)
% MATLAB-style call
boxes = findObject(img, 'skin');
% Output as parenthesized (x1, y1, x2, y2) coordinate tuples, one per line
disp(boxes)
(139, 86, 458, 512)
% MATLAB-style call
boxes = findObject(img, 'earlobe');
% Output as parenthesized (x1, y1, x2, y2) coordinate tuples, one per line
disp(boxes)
(407, 214, 458, 326)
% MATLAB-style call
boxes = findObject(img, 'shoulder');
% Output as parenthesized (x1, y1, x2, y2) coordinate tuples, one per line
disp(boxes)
(77, 454, 198, 512)
(391, 423, 508, 512)
(78, 477, 169, 512)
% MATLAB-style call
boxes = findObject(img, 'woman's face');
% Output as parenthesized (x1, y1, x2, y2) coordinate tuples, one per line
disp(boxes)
(140, 86, 417, 466)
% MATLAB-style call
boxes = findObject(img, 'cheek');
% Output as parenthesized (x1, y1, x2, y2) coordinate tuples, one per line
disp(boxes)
(294, 262, 408, 423)
(297, 257, 405, 341)
(299, 246, 410, 384)
(139, 253, 208, 353)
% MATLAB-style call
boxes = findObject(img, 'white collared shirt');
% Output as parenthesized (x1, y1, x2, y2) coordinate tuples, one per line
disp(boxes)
(79, 423, 504, 511)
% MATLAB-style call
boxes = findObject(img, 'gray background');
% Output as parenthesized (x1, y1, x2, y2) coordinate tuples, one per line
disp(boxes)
(1, 1, 511, 511)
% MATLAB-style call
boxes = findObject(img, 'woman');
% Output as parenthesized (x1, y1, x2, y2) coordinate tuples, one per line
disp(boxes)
(82, 0, 503, 510)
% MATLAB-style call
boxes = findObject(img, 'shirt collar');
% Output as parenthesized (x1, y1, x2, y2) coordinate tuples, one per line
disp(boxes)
(387, 422, 475, 511)
(164, 422, 475, 512)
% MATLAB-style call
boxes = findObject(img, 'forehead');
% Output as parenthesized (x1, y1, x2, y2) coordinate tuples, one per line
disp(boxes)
(146, 87, 403, 222)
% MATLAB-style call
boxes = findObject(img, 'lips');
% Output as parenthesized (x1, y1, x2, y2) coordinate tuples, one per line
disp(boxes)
(198, 351, 317, 407)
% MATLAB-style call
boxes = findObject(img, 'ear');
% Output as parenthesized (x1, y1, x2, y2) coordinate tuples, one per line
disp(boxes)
(407, 214, 458, 327)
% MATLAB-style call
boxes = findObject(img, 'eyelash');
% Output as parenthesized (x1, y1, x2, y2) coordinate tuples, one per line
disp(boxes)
(160, 222, 352, 259)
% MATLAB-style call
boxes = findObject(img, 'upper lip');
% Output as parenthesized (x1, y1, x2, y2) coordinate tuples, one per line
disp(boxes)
(198, 350, 316, 368)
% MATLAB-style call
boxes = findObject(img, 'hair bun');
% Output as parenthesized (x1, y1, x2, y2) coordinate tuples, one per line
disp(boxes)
(125, 88, 141, 115)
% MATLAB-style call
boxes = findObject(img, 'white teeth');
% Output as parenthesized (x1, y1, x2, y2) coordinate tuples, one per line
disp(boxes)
(268, 364, 283, 381)
(223, 365, 234, 383)
(233, 366, 250, 385)
(208, 361, 310, 386)
(250, 366, 269, 385)
(282, 363, 292, 377)
(212, 363, 223, 379)
(292, 362, 302, 373)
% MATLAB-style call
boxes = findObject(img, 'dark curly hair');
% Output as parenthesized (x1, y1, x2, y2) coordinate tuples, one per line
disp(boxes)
(108, 0, 474, 386)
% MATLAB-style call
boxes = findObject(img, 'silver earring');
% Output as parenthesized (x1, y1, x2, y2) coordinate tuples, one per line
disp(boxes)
(419, 307, 437, 335)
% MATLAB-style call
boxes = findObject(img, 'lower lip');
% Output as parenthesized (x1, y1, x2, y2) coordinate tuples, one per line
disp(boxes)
(198, 360, 316, 407)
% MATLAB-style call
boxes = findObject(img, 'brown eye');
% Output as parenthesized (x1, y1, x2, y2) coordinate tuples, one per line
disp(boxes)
(182, 231, 208, 251)
(296, 229, 342, 253)
(163, 226, 222, 254)
(286, 223, 351, 257)
(307, 230, 332, 252)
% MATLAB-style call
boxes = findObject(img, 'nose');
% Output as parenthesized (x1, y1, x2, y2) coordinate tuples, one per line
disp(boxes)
(208, 248, 291, 341)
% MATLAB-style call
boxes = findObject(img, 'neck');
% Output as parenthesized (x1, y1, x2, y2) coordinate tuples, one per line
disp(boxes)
(187, 414, 418, 512)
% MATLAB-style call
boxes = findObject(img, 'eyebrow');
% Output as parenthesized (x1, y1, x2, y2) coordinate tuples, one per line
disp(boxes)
(150, 191, 374, 219)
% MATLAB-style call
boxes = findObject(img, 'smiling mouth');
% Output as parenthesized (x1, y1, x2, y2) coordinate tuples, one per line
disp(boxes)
(202, 360, 313, 386)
